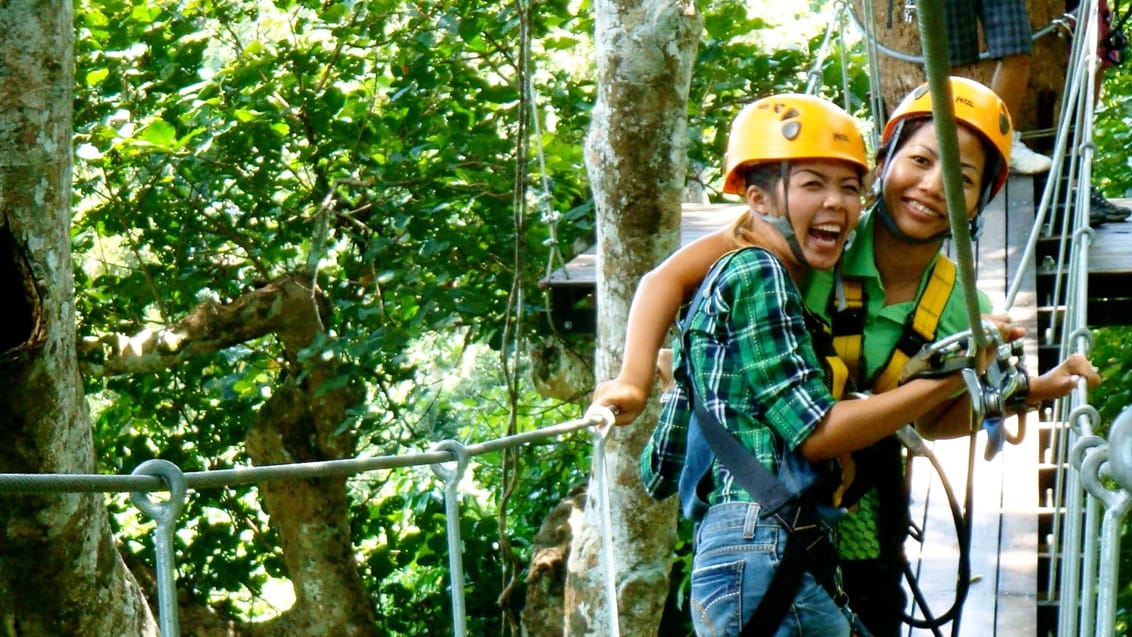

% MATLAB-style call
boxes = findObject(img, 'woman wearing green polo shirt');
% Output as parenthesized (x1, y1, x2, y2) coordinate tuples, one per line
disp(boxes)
(594, 77, 1100, 636)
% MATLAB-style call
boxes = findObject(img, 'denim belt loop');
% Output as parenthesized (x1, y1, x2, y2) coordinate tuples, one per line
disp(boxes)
(743, 501, 761, 539)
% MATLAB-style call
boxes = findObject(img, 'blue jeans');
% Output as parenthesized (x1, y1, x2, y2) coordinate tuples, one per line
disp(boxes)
(690, 502, 850, 637)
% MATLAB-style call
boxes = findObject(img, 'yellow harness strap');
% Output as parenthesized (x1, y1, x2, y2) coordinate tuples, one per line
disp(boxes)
(826, 257, 955, 509)
(831, 278, 865, 380)
(871, 257, 957, 393)
(831, 256, 957, 393)
(819, 323, 853, 506)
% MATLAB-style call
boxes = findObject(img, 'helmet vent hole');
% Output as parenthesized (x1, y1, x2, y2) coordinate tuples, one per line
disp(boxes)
(781, 121, 801, 141)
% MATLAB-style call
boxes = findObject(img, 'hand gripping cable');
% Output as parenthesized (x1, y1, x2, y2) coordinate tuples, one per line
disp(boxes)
(898, 321, 1030, 460)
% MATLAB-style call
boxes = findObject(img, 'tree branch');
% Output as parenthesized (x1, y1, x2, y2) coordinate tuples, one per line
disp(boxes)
(79, 274, 321, 377)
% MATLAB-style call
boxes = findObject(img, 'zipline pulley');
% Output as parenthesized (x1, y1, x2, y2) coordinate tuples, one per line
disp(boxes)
(899, 322, 1030, 460)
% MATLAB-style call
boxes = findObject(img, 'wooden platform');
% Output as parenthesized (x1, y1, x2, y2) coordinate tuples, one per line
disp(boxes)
(904, 174, 1041, 636)
(1035, 201, 1132, 331)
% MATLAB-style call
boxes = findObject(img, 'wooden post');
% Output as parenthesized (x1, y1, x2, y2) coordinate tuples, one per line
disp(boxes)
(856, 0, 1069, 144)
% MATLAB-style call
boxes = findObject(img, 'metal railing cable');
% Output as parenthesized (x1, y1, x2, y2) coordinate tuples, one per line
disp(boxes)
(857, 0, 887, 150)
(0, 412, 616, 637)
(804, 1, 854, 110)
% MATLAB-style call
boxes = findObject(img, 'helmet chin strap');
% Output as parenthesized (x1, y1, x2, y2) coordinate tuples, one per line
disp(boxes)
(875, 195, 952, 244)
(752, 161, 812, 269)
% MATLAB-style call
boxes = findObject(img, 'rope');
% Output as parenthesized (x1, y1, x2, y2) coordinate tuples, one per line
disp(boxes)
(805, 2, 849, 97)
(859, 0, 887, 148)
(915, 0, 988, 350)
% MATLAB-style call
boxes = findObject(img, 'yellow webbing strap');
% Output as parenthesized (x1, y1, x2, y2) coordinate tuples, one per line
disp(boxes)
(830, 350, 854, 507)
(826, 352, 849, 401)
(823, 328, 853, 506)
(831, 279, 865, 379)
(871, 256, 957, 393)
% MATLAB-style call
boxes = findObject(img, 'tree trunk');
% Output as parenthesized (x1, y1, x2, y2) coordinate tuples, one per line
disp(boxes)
(562, 1, 702, 635)
(83, 275, 379, 637)
(856, 0, 1069, 134)
(0, 2, 157, 635)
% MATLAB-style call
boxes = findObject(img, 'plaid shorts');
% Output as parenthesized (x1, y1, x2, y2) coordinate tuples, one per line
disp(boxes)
(945, 0, 1034, 66)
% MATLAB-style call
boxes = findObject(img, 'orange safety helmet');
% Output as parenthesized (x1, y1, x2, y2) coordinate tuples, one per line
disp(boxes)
(722, 94, 869, 195)
(881, 76, 1013, 198)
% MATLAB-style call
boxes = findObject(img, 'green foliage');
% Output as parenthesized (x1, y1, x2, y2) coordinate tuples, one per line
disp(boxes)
(73, 0, 596, 631)
(686, 1, 871, 198)
(1090, 324, 1132, 624)
(1094, 61, 1132, 199)
(1089, 327, 1132, 435)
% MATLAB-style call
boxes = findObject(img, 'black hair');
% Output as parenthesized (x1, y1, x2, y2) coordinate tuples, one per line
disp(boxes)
(743, 162, 784, 195)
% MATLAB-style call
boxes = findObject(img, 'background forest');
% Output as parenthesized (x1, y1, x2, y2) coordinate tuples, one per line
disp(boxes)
(45, 0, 1132, 634)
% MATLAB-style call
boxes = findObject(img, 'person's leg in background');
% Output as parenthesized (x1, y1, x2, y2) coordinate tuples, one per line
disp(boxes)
(982, 0, 1053, 174)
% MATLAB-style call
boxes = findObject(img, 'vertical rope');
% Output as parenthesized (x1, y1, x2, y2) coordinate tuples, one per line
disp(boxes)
(496, 1, 532, 633)
(915, 0, 988, 349)
(858, 0, 887, 149)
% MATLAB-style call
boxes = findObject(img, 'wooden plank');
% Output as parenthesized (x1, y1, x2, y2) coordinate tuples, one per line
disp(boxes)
(905, 174, 1041, 635)
(994, 174, 1042, 637)
(542, 204, 743, 287)
(905, 437, 980, 637)
(995, 414, 1041, 634)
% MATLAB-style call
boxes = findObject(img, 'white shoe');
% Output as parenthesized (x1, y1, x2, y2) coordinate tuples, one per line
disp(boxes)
(1010, 137, 1052, 174)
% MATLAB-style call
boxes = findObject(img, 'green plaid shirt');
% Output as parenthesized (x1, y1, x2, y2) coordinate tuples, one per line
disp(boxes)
(641, 247, 836, 506)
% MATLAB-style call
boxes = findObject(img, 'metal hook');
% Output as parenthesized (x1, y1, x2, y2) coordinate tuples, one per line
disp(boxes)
(131, 459, 188, 526)
(131, 459, 189, 637)
(1070, 434, 1107, 471)
(1105, 408, 1132, 494)
(430, 439, 470, 484)
(429, 439, 471, 637)
(1067, 404, 1101, 436)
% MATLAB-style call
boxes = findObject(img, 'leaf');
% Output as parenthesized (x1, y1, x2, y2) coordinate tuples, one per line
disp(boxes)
(137, 119, 178, 149)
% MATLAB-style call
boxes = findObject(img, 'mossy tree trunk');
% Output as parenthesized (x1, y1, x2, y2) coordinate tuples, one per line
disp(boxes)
(561, 1, 702, 635)
(0, 3, 158, 634)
